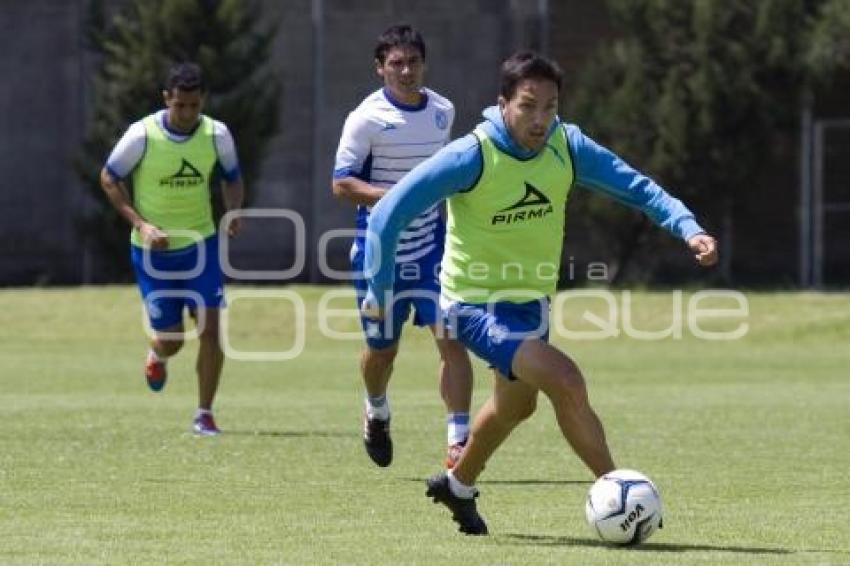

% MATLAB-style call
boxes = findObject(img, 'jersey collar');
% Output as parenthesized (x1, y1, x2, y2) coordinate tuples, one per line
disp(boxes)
(382, 87, 428, 112)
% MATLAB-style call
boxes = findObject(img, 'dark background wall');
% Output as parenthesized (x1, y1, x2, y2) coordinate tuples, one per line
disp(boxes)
(0, 0, 555, 285)
(0, 1, 90, 284)
(0, 0, 846, 287)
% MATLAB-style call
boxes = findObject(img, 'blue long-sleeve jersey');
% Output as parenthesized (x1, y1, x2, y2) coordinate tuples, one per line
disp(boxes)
(364, 106, 704, 309)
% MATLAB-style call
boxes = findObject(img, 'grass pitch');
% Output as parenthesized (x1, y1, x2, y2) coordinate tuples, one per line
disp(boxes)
(0, 286, 848, 565)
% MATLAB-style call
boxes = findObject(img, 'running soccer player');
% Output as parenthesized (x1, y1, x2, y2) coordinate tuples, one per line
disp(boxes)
(332, 24, 474, 468)
(99, 62, 244, 436)
(361, 51, 718, 534)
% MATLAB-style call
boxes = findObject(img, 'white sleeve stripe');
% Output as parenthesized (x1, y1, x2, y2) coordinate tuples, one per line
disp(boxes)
(408, 208, 440, 228)
(395, 244, 437, 263)
(372, 140, 446, 147)
(396, 232, 435, 251)
(399, 222, 440, 240)
(372, 166, 422, 172)
(371, 153, 435, 160)
(370, 176, 410, 184)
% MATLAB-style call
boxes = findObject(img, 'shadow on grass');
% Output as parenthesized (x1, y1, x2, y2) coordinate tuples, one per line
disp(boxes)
(224, 429, 355, 438)
(500, 534, 794, 555)
(478, 479, 592, 486)
(399, 477, 589, 486)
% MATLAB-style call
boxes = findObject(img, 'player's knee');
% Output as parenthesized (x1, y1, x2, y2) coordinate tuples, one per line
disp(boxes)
(551, 364, 589, 410)
(496, 393, 537, 424)
(513, 395, 538, 422)
(197, 312, 221, 342)
(198, 320, 220, 341)
(364, 345, 398, 369)
(437, 339, 469, 366)
(199, 326, 220, 343)
(157, 337, 184, 356)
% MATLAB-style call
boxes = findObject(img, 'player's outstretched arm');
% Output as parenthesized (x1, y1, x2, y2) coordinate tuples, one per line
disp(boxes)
(567, 124, 707, 244)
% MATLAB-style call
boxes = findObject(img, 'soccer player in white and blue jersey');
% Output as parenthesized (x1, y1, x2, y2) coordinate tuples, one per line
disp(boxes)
(332, 25, 473, 469)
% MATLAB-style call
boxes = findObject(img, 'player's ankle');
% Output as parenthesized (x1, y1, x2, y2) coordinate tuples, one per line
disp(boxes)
(365, 393, 390, 421)
(447, 469, 477, 499)
(447, 412, 469, 446)
(147, 349, 167, 363)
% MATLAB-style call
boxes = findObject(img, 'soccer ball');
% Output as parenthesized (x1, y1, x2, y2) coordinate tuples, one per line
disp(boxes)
(585, 469, 663, 545)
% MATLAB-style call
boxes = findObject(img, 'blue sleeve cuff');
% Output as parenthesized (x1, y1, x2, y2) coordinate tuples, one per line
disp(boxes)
(104, 164, 124, 182)
(221, 166, 241, 183)
(333, 167, 355, 179)
(679, 220, 705, 241)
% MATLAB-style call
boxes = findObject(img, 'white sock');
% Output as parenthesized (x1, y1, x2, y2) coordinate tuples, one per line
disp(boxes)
(447, 412, 470, 446)
(195, 408, 212, 419)
(447, 470, 477, 499)
(365, 394, 390, 421)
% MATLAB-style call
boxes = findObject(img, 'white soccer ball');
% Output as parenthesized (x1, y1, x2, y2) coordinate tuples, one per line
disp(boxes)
(585, 469, 663, 545)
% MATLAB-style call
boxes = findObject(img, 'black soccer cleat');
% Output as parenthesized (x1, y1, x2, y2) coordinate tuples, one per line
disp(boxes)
(363, 416, 393, 467)
(425, 472, 488, 535)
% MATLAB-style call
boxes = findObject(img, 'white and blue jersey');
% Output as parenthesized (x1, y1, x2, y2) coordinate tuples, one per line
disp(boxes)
(334, 87, 454, 264)
(105, 109, 241, 182)
(334, 87, 454, 347)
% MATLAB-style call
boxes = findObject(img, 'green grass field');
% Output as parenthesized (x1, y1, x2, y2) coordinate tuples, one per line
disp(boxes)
(1, 286, 848, 565)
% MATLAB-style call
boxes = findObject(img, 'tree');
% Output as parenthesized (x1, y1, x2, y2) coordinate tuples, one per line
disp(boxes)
(567, 0, 820, 285)
(808, 0, 850, 78)
(77, 0, 280, 280)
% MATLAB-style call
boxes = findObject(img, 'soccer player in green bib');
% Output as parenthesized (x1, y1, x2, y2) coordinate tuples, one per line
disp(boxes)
(99, 63, 244, 436)
(361, 52, 718, 535)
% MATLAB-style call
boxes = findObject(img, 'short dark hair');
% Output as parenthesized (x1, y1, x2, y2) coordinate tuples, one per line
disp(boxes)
(374, 24, 426, 64)
(499, 51, 563, 100)
(165, 62, 205, 92)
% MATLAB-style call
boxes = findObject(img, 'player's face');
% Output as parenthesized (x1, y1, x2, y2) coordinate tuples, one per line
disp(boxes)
(499, 78, 559, 152)
(376, 45, 426, 105)
(163, 88, 204, 132)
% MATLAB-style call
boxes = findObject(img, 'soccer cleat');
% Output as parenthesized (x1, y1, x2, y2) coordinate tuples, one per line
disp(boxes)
(445, 440, 467, 469)
(144, 352, 167, 392)
(426, 472, 488, 535)
(192, 413, 221, 436)
(363, 416, 393, 467)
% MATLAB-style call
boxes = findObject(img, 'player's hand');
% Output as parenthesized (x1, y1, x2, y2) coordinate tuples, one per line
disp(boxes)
(360, 295, 384, 321)
(226, 216, 241, 237)
(688, 233, 718, 267)
(140, 222, 169, 250)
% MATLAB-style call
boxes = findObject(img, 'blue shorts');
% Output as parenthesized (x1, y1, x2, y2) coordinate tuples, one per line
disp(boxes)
(130, 235, 224, 331)
(443, 299, 550, 379)
(352, 246, 442, 350)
